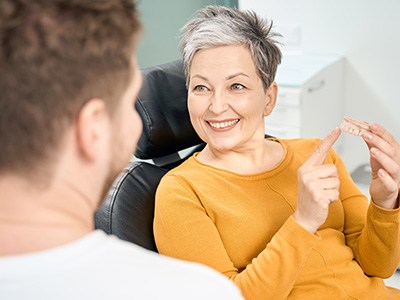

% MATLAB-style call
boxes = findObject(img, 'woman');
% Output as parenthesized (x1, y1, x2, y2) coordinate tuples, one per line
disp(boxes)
(153, 6, 400, 299)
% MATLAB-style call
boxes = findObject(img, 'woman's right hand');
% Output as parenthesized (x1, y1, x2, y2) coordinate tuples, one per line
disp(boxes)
(294, 128, 342, 233)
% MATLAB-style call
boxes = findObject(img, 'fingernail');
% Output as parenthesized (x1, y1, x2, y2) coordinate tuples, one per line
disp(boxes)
(362, 132, 373, 140)
(378, 169, 386, 177)
(371, 148, 379, 156)
(369, 124, 379, 132)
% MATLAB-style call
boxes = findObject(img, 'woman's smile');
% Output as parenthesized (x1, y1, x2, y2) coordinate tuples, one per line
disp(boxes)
(207, 118, 240, 131)
(188, 44, 276, 152)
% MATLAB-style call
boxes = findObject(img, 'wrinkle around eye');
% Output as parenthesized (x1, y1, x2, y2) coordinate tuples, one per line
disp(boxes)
(231, 83, 246, 91)
(193, 85, 210, 93)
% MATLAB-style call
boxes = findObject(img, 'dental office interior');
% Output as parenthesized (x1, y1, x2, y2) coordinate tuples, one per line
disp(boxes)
(137, 0, 400, 288)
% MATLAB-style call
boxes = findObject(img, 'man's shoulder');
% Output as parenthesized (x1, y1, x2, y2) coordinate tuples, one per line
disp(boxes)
(73, 232, 244, 299)
(0, 231, 242, 299)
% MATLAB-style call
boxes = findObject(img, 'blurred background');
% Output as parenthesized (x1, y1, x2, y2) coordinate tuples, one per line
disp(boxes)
(137, 0, 238, 68)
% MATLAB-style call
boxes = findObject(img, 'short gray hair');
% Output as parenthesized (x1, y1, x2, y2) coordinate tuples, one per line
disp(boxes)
(180, 6, 282, 90)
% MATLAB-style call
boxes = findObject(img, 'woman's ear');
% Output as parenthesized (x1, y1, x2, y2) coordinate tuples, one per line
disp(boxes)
(264, 82, 278, 117)
(75, 98, 109, 161)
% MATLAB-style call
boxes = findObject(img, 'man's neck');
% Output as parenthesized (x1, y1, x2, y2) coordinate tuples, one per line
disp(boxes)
(0, 175, 95, 256)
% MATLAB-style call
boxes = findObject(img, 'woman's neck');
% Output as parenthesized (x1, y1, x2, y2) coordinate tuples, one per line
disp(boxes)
(197, 138, 285, 175)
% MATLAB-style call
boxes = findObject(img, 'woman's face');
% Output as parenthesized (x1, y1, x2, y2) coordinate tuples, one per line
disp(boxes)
(188, 44, 277, 153)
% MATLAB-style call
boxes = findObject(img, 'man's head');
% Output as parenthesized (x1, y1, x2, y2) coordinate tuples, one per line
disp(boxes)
(0, 0, 142, 184)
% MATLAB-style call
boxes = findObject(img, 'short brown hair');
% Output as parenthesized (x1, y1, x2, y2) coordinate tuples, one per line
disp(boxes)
(0, 0, 141, 176)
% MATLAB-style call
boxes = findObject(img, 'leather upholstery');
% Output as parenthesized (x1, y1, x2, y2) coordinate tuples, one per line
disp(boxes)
(95, 60, 204, 252)
(95, 162, 167, 251)
(135, 60, 203, 160)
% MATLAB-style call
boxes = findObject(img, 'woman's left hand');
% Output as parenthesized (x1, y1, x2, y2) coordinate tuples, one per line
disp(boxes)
(362, 123, 400, 209)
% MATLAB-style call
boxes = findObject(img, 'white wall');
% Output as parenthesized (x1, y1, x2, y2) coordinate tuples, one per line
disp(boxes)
(240, 0, 400, 173)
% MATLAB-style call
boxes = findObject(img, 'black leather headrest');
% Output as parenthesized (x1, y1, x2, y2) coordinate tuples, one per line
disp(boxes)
(95, 161, 165, 252)
(135, 60, 203, 159)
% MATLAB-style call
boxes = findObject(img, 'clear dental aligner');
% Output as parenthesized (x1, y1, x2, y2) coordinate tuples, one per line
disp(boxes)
(339, 117, 370, 136)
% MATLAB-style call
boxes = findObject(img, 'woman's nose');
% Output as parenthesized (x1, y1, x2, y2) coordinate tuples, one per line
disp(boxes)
(209, 90, 228, 114)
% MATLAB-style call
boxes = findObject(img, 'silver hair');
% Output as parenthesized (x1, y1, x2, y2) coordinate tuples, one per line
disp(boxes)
(180, 5, 282, 90)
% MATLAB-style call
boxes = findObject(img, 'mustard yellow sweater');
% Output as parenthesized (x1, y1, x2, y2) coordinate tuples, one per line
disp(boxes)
(154, 138, 400, 299)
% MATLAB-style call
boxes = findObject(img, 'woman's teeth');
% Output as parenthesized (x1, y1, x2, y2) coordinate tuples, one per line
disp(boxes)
(209, 119, 239, 129)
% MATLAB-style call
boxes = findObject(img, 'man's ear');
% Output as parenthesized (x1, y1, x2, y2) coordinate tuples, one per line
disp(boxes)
(75, 98, 109, 161)
(264, 82, 278, 117)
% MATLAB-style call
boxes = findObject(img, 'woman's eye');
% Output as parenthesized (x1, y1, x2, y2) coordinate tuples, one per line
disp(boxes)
(193, 85, 208, 92)
(231, 83, 245, 90)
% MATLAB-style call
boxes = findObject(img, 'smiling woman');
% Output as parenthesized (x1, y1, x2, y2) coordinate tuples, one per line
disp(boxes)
(187, 45, 279, 163)
(153, 5, 400, 300)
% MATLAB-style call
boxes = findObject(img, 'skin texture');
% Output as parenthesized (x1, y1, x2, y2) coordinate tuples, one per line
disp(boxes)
(188, 44, 283, 175)
(294, 128, 342, 233)
(361, 124, 400, 209)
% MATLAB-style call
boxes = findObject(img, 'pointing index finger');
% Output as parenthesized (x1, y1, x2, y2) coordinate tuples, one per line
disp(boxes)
(304, 127, 341, 167)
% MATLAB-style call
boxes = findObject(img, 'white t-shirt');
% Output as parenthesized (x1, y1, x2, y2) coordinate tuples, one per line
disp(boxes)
(0, 230, 243, 299)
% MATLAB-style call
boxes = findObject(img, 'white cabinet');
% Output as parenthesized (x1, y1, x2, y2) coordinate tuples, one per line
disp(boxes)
(265, 54, 345, 152)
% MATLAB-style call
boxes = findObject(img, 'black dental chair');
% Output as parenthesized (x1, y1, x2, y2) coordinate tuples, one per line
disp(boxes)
(94, 60, 205, 252)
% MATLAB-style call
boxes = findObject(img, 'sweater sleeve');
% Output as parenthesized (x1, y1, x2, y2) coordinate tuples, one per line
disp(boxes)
(154, 174, 320, 300)
(334, 151, 400, 278)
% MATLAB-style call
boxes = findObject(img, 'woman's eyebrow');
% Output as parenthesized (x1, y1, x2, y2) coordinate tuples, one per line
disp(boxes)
(226, 72, 249, 80)
(191, 72, 249, 81)
(191, 74, 209, 82)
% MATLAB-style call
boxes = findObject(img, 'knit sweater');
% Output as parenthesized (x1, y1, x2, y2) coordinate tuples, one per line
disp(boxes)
(154, 138, 400, 300)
